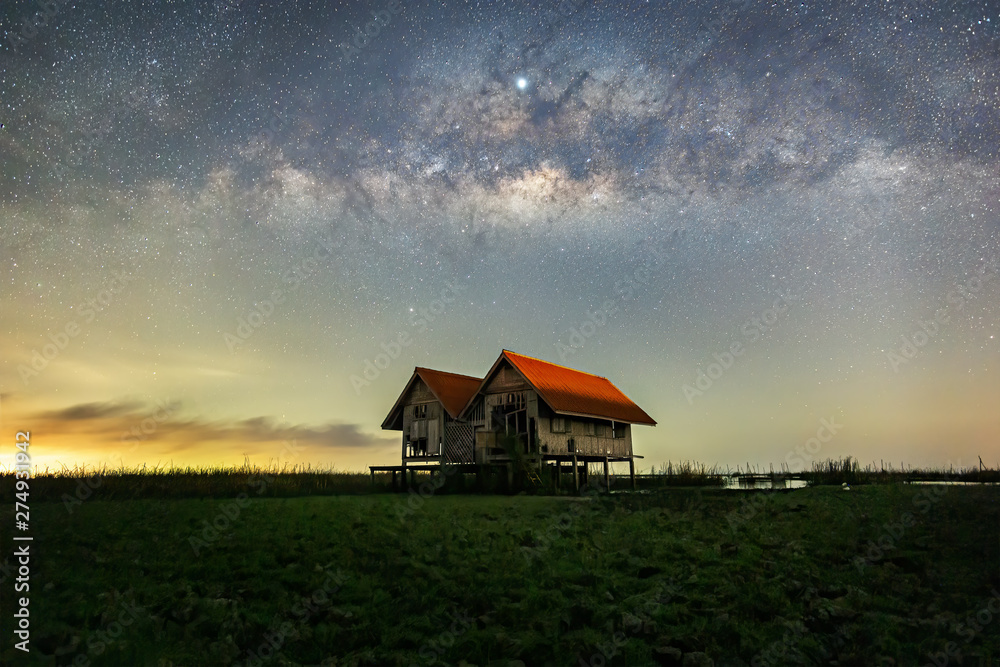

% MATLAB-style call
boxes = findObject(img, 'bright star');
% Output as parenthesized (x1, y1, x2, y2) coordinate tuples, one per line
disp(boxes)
(516, 77, 528, 90)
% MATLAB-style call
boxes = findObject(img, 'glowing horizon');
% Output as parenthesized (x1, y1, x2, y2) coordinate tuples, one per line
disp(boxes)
(2, 0, 998, 475)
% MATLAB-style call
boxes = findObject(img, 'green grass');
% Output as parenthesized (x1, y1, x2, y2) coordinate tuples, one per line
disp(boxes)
(0, 463, 388, 503)
(800, 456, 1000, 486)
(1, 485, 998, 666)
(4, 456, 996, 504)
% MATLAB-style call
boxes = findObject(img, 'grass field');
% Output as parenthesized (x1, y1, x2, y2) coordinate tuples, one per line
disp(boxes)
(2, 482, 999, 666)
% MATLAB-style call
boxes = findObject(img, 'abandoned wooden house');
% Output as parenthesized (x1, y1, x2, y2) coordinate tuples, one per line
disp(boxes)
(372, 350, 656, 491)
(379, 366, 483, 462)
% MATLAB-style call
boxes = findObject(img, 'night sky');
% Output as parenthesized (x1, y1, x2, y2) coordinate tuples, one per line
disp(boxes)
(2, 0, 998, 473)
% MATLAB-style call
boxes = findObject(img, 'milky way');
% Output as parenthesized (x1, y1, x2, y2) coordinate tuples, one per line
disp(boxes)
(1, 0, 998, 471)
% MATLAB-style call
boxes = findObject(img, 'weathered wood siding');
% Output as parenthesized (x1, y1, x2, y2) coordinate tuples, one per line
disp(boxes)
(481, 362, 531, 393)
(481, 390, 535, 420)
(467, 363, 533, 428)
(537, 416, 632, 457)
(400, 377, 444, 457)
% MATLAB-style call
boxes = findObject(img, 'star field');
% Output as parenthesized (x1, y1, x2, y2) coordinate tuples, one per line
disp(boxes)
(1, 0, 998, 471)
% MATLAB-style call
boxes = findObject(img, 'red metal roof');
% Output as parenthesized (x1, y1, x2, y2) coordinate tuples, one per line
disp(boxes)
(381, 367, 482, 430)
(499, 350, 657, 425)
(414, 367, 482, 418)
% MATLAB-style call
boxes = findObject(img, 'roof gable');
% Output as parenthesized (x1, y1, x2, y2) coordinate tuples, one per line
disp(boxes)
(464, 350, 656, 425)
(416, 367, 483, 418)
(381, 367, 482, 430)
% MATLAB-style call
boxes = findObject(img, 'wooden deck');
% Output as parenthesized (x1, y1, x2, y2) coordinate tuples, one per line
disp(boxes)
(370, 454, 639, 492)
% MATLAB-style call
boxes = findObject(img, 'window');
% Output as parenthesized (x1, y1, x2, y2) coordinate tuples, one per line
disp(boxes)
(585, 422, 606, 437)
(551, 417, 567, 433)
(503, 392, 526, 410)
(413, 404, 428, 419)
(612, 422, 628, 439)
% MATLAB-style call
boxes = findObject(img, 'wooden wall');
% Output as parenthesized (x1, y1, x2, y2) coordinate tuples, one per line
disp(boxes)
(482, 362, 531, 393)
(400, 378, 444, 457)
(536, 416, 632, 457)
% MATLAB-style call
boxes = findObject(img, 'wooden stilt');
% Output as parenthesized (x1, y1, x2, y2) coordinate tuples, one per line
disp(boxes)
(572, 455, 579, 492)
(401, 437, 408, 491)
(604, 457, 610, 491)
(629, 457, 636, 491)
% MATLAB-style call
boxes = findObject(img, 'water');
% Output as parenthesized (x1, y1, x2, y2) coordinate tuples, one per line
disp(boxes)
(722, 477, 809, 490)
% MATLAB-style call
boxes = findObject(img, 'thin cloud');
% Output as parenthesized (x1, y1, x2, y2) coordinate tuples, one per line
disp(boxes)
(39, 401, 145, 421)
(26, 400, 392, 453)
